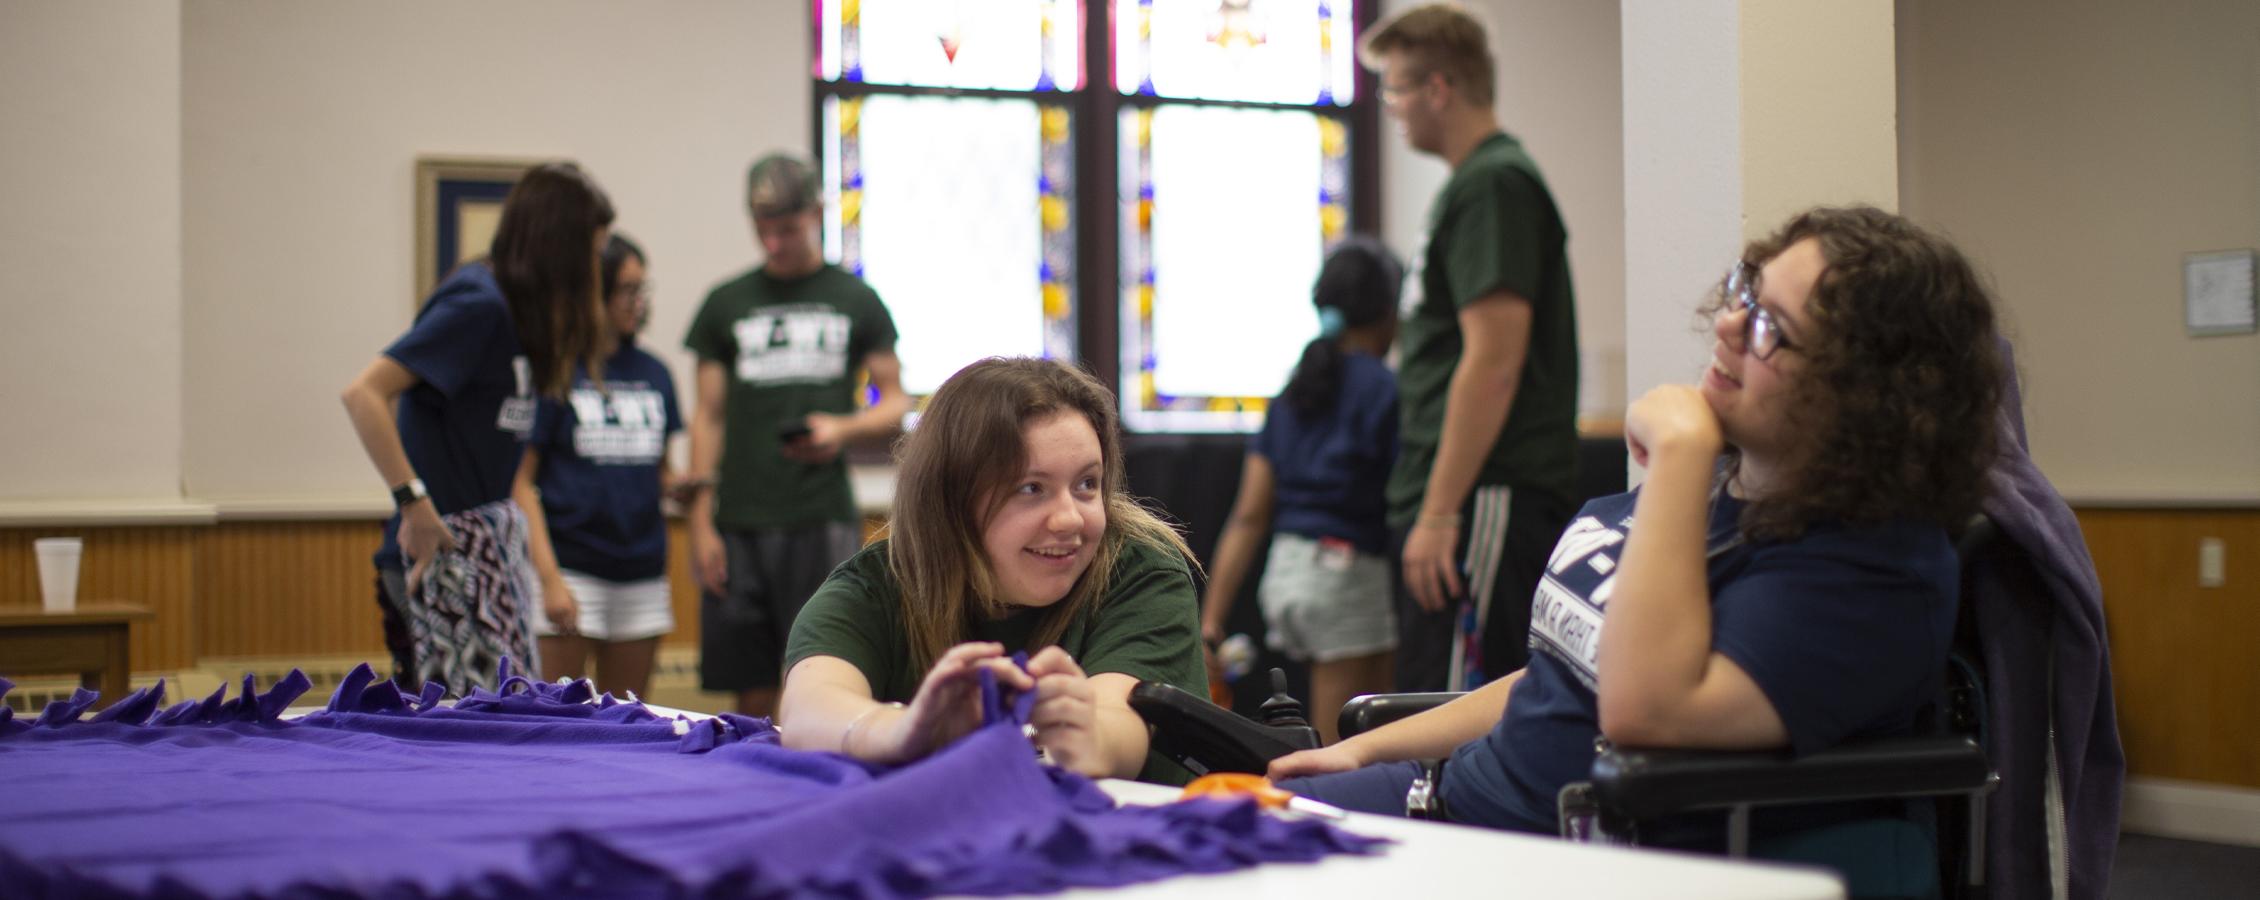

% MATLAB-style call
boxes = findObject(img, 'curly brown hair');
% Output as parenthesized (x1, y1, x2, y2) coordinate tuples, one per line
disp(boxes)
(1714, 206, 2004, 541)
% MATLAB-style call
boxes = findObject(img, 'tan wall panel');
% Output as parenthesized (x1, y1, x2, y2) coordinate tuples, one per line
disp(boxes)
(1898, 0, 2260, 498)
(195, 522, 389, 661)
(2078, 508, 2260, 789)
(0, 527, 197, 673)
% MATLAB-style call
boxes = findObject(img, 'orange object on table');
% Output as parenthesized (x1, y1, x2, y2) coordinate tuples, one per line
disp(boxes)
(1181, 772, 1296, 810)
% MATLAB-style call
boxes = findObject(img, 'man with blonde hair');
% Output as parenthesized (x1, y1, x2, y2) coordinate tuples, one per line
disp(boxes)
(1364, 3, 1580, 693)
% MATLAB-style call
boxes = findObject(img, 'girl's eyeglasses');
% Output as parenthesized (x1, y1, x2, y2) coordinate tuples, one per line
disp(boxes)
(1723, 262, 1793, 360)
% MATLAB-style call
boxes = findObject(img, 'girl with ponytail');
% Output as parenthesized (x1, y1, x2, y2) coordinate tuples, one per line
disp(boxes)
(1199, 236, 1405, 743)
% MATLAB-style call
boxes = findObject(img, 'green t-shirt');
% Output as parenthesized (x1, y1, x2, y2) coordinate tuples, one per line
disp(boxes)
(684, 264, 897, 529)
(1388, 131, 1581, 527)
(784, 537, 1209, 784)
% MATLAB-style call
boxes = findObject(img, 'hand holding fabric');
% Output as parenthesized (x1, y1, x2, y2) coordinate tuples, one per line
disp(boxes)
(399, 501, 457, 594)
(880, 642, 1034, 763)
(1024, 647, 1103, 776)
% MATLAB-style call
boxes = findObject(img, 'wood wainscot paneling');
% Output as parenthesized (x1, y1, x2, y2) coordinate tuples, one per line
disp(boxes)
(2077, 507, 2260, 789)
(0, 527, 197, 673)
(195, 521, 390, 661)
(663, 520, 699, 650)
(0, 514, 892, 687)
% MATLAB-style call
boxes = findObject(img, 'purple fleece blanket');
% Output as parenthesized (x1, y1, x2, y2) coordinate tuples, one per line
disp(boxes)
(0, 663, 1382, 899)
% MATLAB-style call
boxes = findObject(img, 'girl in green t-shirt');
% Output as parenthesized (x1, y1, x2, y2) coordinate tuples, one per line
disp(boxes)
(778, 358, 1203, 779)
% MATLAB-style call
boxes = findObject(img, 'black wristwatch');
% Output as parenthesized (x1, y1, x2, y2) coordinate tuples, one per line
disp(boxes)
(390, 478, 429, 509)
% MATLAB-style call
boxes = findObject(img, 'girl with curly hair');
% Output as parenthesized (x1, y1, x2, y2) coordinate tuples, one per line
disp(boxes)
(1266, 206, 2004, 852)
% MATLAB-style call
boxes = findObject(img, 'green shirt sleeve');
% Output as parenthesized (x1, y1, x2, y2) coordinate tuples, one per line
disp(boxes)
(854, 285, 899, 361)
(683, 284, 734, 364)
(1441, 165, 1553, 309)
(783, 543, 906, 699)
(1077, 541, 1208, 697)
(1071, 540, 1206, 785)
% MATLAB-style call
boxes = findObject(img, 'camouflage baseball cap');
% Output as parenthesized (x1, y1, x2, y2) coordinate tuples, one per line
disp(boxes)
(746, 153, 820, 218)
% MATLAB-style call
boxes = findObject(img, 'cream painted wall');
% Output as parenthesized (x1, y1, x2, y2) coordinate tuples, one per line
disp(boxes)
(1378, 0, 1627, 417)
(1621, 0, 1744, 433)
(1740, 0, 1898, 234)
(6, 1, 1617, 511)
(180, 0, 807, 505)
(1898, 0, 2260, 500)
(0, 2, 185, 502)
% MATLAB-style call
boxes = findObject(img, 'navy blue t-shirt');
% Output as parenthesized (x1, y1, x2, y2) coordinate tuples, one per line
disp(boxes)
(1441, 488, 1959, 841)
(375, 262, 536, 570)
(528, 341, 684, 582)
(1251, 351, 1398, 556)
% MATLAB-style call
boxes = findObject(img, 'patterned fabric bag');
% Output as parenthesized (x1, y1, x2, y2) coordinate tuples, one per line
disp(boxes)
(406, 498, 539, 694)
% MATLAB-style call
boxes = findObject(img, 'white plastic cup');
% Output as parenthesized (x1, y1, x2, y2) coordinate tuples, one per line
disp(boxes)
(33, 537, 83, 613)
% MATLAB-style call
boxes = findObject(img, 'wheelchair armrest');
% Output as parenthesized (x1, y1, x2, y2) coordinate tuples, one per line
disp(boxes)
(1129, 681, 1319, 775)
(1591, 735, 1994, 821)
(1337, 692, 1467, 739)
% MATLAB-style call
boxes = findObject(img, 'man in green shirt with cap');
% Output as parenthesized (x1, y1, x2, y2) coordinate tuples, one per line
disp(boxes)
(1363, 4, 1580, 693)
(683, 153, 911, 716)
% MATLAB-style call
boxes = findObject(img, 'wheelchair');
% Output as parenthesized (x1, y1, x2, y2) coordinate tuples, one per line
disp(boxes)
(1132, 516, 2009, 900)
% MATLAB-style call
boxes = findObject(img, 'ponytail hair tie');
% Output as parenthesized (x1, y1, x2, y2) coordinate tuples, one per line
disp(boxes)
(1317, 306, 1347, 338)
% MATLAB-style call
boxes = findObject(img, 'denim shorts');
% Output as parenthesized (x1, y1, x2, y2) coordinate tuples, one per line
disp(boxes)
(1257, 533, 1397, 663)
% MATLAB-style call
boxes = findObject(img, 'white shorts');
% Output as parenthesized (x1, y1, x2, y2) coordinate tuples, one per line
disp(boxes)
(1257, 534, 1396, 664)
(531, 570, 675, 642)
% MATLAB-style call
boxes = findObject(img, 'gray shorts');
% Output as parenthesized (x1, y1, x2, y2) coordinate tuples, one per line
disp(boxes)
(699, 522, 863, 692)
(1257, 533, 1396, 663)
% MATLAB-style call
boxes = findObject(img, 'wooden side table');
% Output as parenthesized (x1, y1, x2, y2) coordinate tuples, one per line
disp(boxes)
(0, 603, 153, 705)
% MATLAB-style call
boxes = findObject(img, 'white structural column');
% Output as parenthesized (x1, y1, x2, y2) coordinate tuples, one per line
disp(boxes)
(1619, 0, 1897, 483)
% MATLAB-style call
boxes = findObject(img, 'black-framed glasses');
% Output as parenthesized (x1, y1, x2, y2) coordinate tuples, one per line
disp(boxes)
(1723, 262, 1793, 361)
(612, 280, 649, 301)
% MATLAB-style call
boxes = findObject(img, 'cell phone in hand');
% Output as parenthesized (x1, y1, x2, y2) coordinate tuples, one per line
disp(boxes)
(778, 421, 813, 444)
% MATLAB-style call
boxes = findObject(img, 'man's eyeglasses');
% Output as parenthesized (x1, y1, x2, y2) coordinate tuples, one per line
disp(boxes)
(1723, 262, 1793, 361)
(612, 280, 649, 301)
(1379, 71, 1432, 103)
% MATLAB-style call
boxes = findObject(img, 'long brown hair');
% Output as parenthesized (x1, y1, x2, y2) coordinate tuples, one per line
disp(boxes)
(488, 162, 614, 397)
(1712, 206, 2003, 541)
(886, 358, 1193, 675)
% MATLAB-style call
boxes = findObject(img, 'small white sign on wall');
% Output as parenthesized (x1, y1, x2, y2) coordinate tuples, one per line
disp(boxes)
(2184, 249, 2257, 336)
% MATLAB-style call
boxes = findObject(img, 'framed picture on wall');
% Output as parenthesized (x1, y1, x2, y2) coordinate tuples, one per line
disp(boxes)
(413, 156, 549, 307)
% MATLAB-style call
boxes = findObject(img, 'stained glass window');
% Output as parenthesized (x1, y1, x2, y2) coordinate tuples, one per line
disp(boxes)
(810, 1, 1371, 432)
(823, 95, 1077, 397)
(1117, 0, 1356, 106)
(818, 0, 1083, 91)
(1119, 105, 1351, 432)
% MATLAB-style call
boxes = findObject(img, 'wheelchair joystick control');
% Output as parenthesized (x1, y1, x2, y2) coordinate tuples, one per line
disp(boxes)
(1129, 673, 1323, 777)
(1258, 668, 1310, 730)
